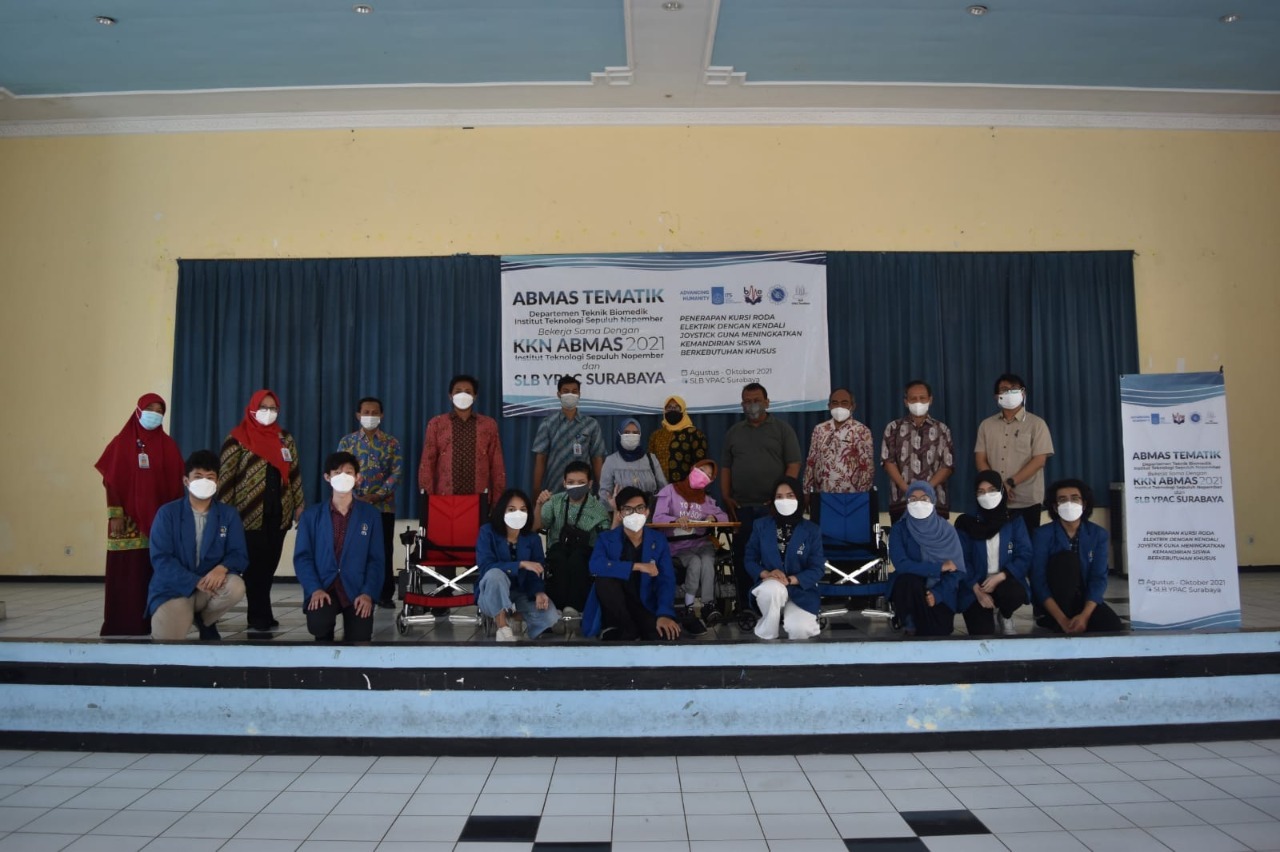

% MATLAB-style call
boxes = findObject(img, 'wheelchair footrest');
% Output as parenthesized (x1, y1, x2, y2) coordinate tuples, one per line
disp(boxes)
(404, 593, 476, 608)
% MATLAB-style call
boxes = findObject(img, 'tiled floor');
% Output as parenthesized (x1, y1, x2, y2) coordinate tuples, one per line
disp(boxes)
(0, 742, 1278, 851)
(2, 572, 1279, 642)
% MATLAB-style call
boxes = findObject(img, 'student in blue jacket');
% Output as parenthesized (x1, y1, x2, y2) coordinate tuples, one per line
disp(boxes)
(954, 471, 1032, 636)
(148, 450, 248, 641)
(889, 480, 963, 637)
(743, 475, 825, 640)
(583, 486, 682, 640)
(1031, 479, 1125, 634)
(476, 489, 560, 642)
(293, 452, 385, 642)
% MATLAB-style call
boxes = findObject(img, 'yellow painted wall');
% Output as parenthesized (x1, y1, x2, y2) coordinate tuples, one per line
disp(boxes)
(0, 125, 1277, 577)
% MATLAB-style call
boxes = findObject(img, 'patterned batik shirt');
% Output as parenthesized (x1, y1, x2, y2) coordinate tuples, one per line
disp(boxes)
(880, 415, 956, 512)
(337, 428, 403, 515)
(802, 418, 876, 494)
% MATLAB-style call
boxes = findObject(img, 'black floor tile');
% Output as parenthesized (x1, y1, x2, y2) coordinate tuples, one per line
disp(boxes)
(845, 839, 930, 851)
(533, 843, 613, 852)
(458, 814, 542, 842)
(899, 808, 990, 836)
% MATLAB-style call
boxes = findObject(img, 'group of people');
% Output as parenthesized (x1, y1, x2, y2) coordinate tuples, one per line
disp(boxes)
(94, 370, 1121, 642)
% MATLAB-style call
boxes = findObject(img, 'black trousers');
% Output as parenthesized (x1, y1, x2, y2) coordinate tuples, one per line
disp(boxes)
(380, 511, 396, 602)
(890, 573, 955, 637)
(243, 526, 287, 629)
(306, 591, 374, 642)
(1039, 551, 1125, 633)
(731, 504, 768, 610)
(962, 572, 1028, 635)
(1013, 505, 1044, 539)
(594, 577, 665, 641)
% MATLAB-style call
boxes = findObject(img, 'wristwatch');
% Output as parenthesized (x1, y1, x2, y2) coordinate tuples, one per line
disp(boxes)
(1006, 477, 1017, 489)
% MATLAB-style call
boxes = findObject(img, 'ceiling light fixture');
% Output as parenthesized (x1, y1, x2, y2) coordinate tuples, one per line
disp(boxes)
(353, 4, 373, 13)
(662, 1, 683, 10)
(95, 15, 117, 25)
(966, 5, 988, 16)
(1219, 13, 1240, 23)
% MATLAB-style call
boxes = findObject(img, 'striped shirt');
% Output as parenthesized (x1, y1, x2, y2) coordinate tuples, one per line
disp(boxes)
(531, 410, 606, 494)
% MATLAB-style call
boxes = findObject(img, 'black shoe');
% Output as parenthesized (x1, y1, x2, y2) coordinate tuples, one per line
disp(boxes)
(376, 598, 395, 609)
(196, 618, 221, 641)
(247, 620, 273, 632)
(269, 618, 280, 628)
(682, 616, 708, 636)
(701, 602, 722, 626)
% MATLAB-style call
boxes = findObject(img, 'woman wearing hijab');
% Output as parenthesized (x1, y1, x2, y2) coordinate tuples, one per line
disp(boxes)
(954, 471, 1032, 637)
(95, 393, 185, 636)
(653, 458, 728, 629)
(648, 396, 709, 485)
(218, 389, 305, 632)
(598, 418, 668, 511)
(889, 480, 964, 637)
(743, 476, 825, 640)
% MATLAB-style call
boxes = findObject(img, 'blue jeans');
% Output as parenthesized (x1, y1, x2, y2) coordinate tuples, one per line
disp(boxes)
(476, 570, 560, 638)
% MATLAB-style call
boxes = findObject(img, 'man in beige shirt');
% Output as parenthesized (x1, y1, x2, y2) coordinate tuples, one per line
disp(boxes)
(974, 373, 1054, 537)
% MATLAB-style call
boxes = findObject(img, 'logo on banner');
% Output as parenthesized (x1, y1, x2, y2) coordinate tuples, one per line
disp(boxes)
(1172, 412, 1185, 425)
(711, 287, 725, 305)
(1190, 412, 1201, 423)
(769, 286, 788, 304)
(792, 284, 811, 305)
(744, 285, 763, 305)
(1149, 413, 1163, 425)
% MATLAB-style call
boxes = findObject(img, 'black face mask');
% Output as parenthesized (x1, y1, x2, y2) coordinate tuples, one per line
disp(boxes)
(565, 484, 589, 501)
(664, 410, 683, 425)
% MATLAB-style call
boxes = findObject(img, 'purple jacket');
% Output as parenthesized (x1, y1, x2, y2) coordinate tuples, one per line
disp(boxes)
(652, 483, 727, 556)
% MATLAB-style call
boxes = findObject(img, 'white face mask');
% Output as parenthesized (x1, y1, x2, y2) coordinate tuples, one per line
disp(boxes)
(908, 402, 930, 417)
(329, 472, 356, 494)
(560, 393, 580, 410)
(255, 408, 278, 426)
(452, 392, 474, 410)
(977, 491, 1003, 511)
(504, 510, 528, 530)
(829, 407, 851, 423)
(907, 501, 935, 520)
(998, 390, 1024, 410)
(359, 415, 381, 430)
(622, 513, 647, 532)
(187, 478, 217, 500)
(619, 433, 641, 451)
(774, 498, 799, 517)
(1057, 501, 1085, 523)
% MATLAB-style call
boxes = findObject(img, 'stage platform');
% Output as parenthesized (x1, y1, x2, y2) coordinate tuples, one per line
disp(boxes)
(1, 574, 1278, 757)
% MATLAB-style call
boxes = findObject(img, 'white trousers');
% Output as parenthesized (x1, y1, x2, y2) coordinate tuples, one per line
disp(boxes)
(751, 578, 820, 640)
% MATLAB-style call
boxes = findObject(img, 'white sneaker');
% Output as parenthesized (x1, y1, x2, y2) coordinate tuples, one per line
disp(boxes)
(996, 613, 1018, 636)
(495, 625, 516, 642)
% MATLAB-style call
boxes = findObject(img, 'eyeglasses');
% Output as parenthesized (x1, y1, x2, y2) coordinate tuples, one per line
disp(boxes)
(619, 505, 648, 516)
(906, 495, 933, 504)
(1056, 496, 1084, 505)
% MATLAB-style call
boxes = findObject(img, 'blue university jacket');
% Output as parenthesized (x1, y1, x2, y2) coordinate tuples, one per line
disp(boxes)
(147, 497, 248, 617)
(956, 519, 1032, 612)
(743, 517, 826, 615)
(1031, 520, 1109, 607)
(888, 521, 963, 613)
(293, 499, 385, 603)
(475, 525, 547, 598)
(581, 526, 678, 636)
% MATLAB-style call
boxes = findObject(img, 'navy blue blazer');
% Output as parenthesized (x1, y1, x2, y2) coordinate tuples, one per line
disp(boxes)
(475, 525, 547, 598)
(582, 526, 678, 636)
(956, 518, 1032, 611)
(1032, 520, 1109, 606)
(147, 497, 248, 617)
(293, 499, 385, 603)
(743, 517, 826, 614)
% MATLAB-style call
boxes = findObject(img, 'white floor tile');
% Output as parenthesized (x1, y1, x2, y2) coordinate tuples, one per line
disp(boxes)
(1019, 784, 1100, 807)
(0, 787, 84, 808)
(921, 836, 1010, 852)
(21, 808, 116, 834)
(1084, 781, 1166, 803)
(262, 792, 343, 815)
(1219, 821, 1280, 851)
(471, 793, 546, 815)
(1179, 798, 1277, 824)
(685, 813, 765, 841)
(89, 809, 183, 836)
(309, 813, 395, 842)
(234, 812, 326, 840)
(950, 785, 1032, 810)
(0, 833, 80, 852)
(679, 773, 747, 793)
(870, 769, 942, 790)
(542, 793, 614, 816)
(616, 773, 681, 794)
(1042, 804, 1134, 831)
(884, 787, 964, 811)
(381, 814, 465, 842)
(681, 792, 757, 815)
(1147, 824, 1250, 852)
(743, 772, 814, 792)
(615, 793, 686, 815)
(1070, 828, 1171, 852)
(613, 814, 689, 841)
(349, 773, 422, 794)
(855, 753, 926, 770)
(161, 810, 255, 838)
(1110, 801, 1206, 827)
(970, 807, 1062, 834)
(817, 789, 896, 814)
(749, 790, 826, 815)
(1145, 778, 1236, 800)
(997, 830, 1091, 851)
(536, 814, 614, 841)
(828, 810, 913, 838)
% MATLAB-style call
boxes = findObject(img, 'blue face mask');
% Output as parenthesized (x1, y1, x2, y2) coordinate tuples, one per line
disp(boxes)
(138, 410, 164, 430)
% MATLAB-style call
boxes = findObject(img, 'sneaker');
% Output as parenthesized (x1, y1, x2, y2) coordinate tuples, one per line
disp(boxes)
(682, 615, 708, 636)
(495, 625, 516, 642)
(376, 598, 395, 609)
(196, 618, 221, 641)
(996, 612, 1018, 636)
(562, 606, 580, 619)
(700, 601, 722, 626)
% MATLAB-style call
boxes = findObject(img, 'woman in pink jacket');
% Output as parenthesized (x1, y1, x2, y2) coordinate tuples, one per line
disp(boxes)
(652, 458, 727, 631)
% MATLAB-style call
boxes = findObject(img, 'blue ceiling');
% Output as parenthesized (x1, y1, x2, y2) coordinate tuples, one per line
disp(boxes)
(0, 0, 1277, 98)
(0, 0, 626, 95)
(712, 0, 1280, 91)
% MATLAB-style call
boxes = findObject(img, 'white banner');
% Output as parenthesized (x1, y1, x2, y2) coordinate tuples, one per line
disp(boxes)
(500, 252, 831, 417)
(1121, 372, 1241, 630)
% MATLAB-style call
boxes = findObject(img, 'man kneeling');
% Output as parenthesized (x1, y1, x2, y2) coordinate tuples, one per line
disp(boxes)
(148, 450, 248, 640)
(294, 452, 385, 641)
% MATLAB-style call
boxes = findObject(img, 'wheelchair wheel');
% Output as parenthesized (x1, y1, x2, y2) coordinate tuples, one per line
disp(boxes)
(818, 616, 829, 631)
(736, 609, 758, 631)
(396, 613, 407, 635)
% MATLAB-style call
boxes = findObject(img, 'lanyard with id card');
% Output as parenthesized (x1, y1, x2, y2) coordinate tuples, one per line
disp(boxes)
(280, 436, 292, 464)
(136, 439, 150, 470)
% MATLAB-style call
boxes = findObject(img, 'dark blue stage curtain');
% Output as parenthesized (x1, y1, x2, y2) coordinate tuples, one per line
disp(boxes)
(172, 251, 1135, 518)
